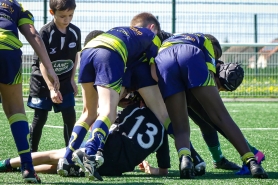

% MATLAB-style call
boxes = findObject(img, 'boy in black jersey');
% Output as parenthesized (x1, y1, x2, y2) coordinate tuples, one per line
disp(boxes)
(27, 0, 81, 152)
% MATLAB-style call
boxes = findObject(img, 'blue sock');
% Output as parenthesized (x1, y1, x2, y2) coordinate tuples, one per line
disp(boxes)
(9, 114, 33, 170)
(64, 122, 89, 163)
(85, 116, 111, 155)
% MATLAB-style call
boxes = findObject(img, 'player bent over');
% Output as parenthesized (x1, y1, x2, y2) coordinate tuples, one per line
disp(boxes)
(153, 32, 268, 178)
(57, 12, 162, 180)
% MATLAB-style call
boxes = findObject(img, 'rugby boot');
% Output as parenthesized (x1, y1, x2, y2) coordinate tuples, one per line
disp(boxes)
(21, 163, 41, 183)
(179, 155, 195, 179)
(214, 157, 241, 170)
(82, 151, 104, 181)
(246, 159, 268, 179)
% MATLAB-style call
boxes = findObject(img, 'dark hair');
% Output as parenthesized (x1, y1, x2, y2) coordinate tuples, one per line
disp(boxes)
(49, 0, 76, 13)
(130, 12, 161, 34)
(158, 30, 173, 42)
(204, 34, 222, 59)
(84, 30, 104, 47)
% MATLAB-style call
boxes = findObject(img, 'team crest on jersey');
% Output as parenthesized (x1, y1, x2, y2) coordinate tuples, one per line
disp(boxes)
(69, 42, 76, 48)
(50, 47, 57, 54)
(52, 60, 74, 75)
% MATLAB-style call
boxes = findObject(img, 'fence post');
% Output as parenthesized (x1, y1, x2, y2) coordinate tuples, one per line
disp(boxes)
(172, 0, 176, 33)
(44, 0, 47, 24)
(254, 14, 258, 75)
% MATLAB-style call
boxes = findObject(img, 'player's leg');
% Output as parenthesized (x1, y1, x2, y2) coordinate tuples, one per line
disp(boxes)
(188, 107, 240, 170)
(58, 82, 98, 176)
(58, 48, 101, 177)
(155, 45, 195, 179)
(75, 47, 124, 181)
(188, 89, 266, 174)
(61, 106, 76, 146)
(190, 85, 268, 178)
(56, 93, 76, 146)
(0, 84, 41, 182)
(0, 49, 40, 183)
(29, 108, 49, 152)
(164, 92, 194, 179)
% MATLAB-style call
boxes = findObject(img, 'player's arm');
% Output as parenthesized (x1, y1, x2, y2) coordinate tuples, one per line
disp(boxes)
(71, 52, 79, 96)
(19, 23, 59, 92)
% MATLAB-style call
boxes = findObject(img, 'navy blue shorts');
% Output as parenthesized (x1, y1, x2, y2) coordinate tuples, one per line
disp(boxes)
(155, 44, 215, 99)
(27, 93, 75, 113)
(122, 62, 157, 90)
(78, 48, 125, 93)
(0, 49, 22, 85)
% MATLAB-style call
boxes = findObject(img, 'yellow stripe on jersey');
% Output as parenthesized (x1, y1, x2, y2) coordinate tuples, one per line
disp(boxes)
(202, 72, 215, 86)
(84, 33, 128, 64)
(8, 113, 28, 125)
(203, 37, 217, 73)
(18, 18, 34, 27)
(153, 35, 161, 49)
(0, 29, 23, 49)
(159, 41, 182, 53)
(207, 62, 216, 73)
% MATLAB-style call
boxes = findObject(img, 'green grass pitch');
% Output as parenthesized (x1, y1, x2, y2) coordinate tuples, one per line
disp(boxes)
(0, 102, 277, 184)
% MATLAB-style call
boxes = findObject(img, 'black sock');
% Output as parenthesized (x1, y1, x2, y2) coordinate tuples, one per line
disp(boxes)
(61, 106, 76, 146)
(30, 109, 48, 152)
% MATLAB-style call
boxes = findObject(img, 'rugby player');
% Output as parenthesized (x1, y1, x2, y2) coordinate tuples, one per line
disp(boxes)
(28, 0, 81, 152)
(0, 0, 59, 183)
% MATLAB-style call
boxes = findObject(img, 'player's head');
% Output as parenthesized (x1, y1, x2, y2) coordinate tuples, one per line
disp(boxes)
(130, 12, 161, 35)
(84, 30, 104, 47)
(49, 0, 76, 28)
(157, 30, 173, 43)
(215, 61, 244, 91)
(204, 34, 222, 59)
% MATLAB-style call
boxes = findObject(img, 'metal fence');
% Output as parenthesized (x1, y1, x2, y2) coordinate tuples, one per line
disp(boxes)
(19, 0, 278, 98)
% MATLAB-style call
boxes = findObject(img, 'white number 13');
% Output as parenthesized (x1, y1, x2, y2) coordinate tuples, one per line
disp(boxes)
(127, 115, 158, 149)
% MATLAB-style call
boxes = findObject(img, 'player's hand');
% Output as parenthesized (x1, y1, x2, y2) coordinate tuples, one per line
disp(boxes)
(50, 89, 63, 104)
(47, 68, 60, 91)
(138, 161, 154, 174)
(138, 161, 168, 176)
(71, 79, 78, 96)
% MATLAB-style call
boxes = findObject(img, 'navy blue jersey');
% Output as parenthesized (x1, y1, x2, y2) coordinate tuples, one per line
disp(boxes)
(30, 20, 81, 98)
(83, 26, 161, 68)
(160, 33, 216, 73)
(0, 0, 34, 50)
(98, 104, 170, 176)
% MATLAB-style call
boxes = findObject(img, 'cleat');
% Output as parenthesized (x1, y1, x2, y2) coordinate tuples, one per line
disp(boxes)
(235, 164, 250, 175)
(194, 162, 206, 176)
(247, 160, 268, 179)
(179, 155, 195, 179)
(21, 164, 41, 184)
(72, 149, 86, 173)
(82, 151, 104, 181)
(192, 151, 206, 176)
(236, 149, 265, 175)
(57, 158, 78, 177)
(214, 157, 241, 170)
(0, 159, 12, 172)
